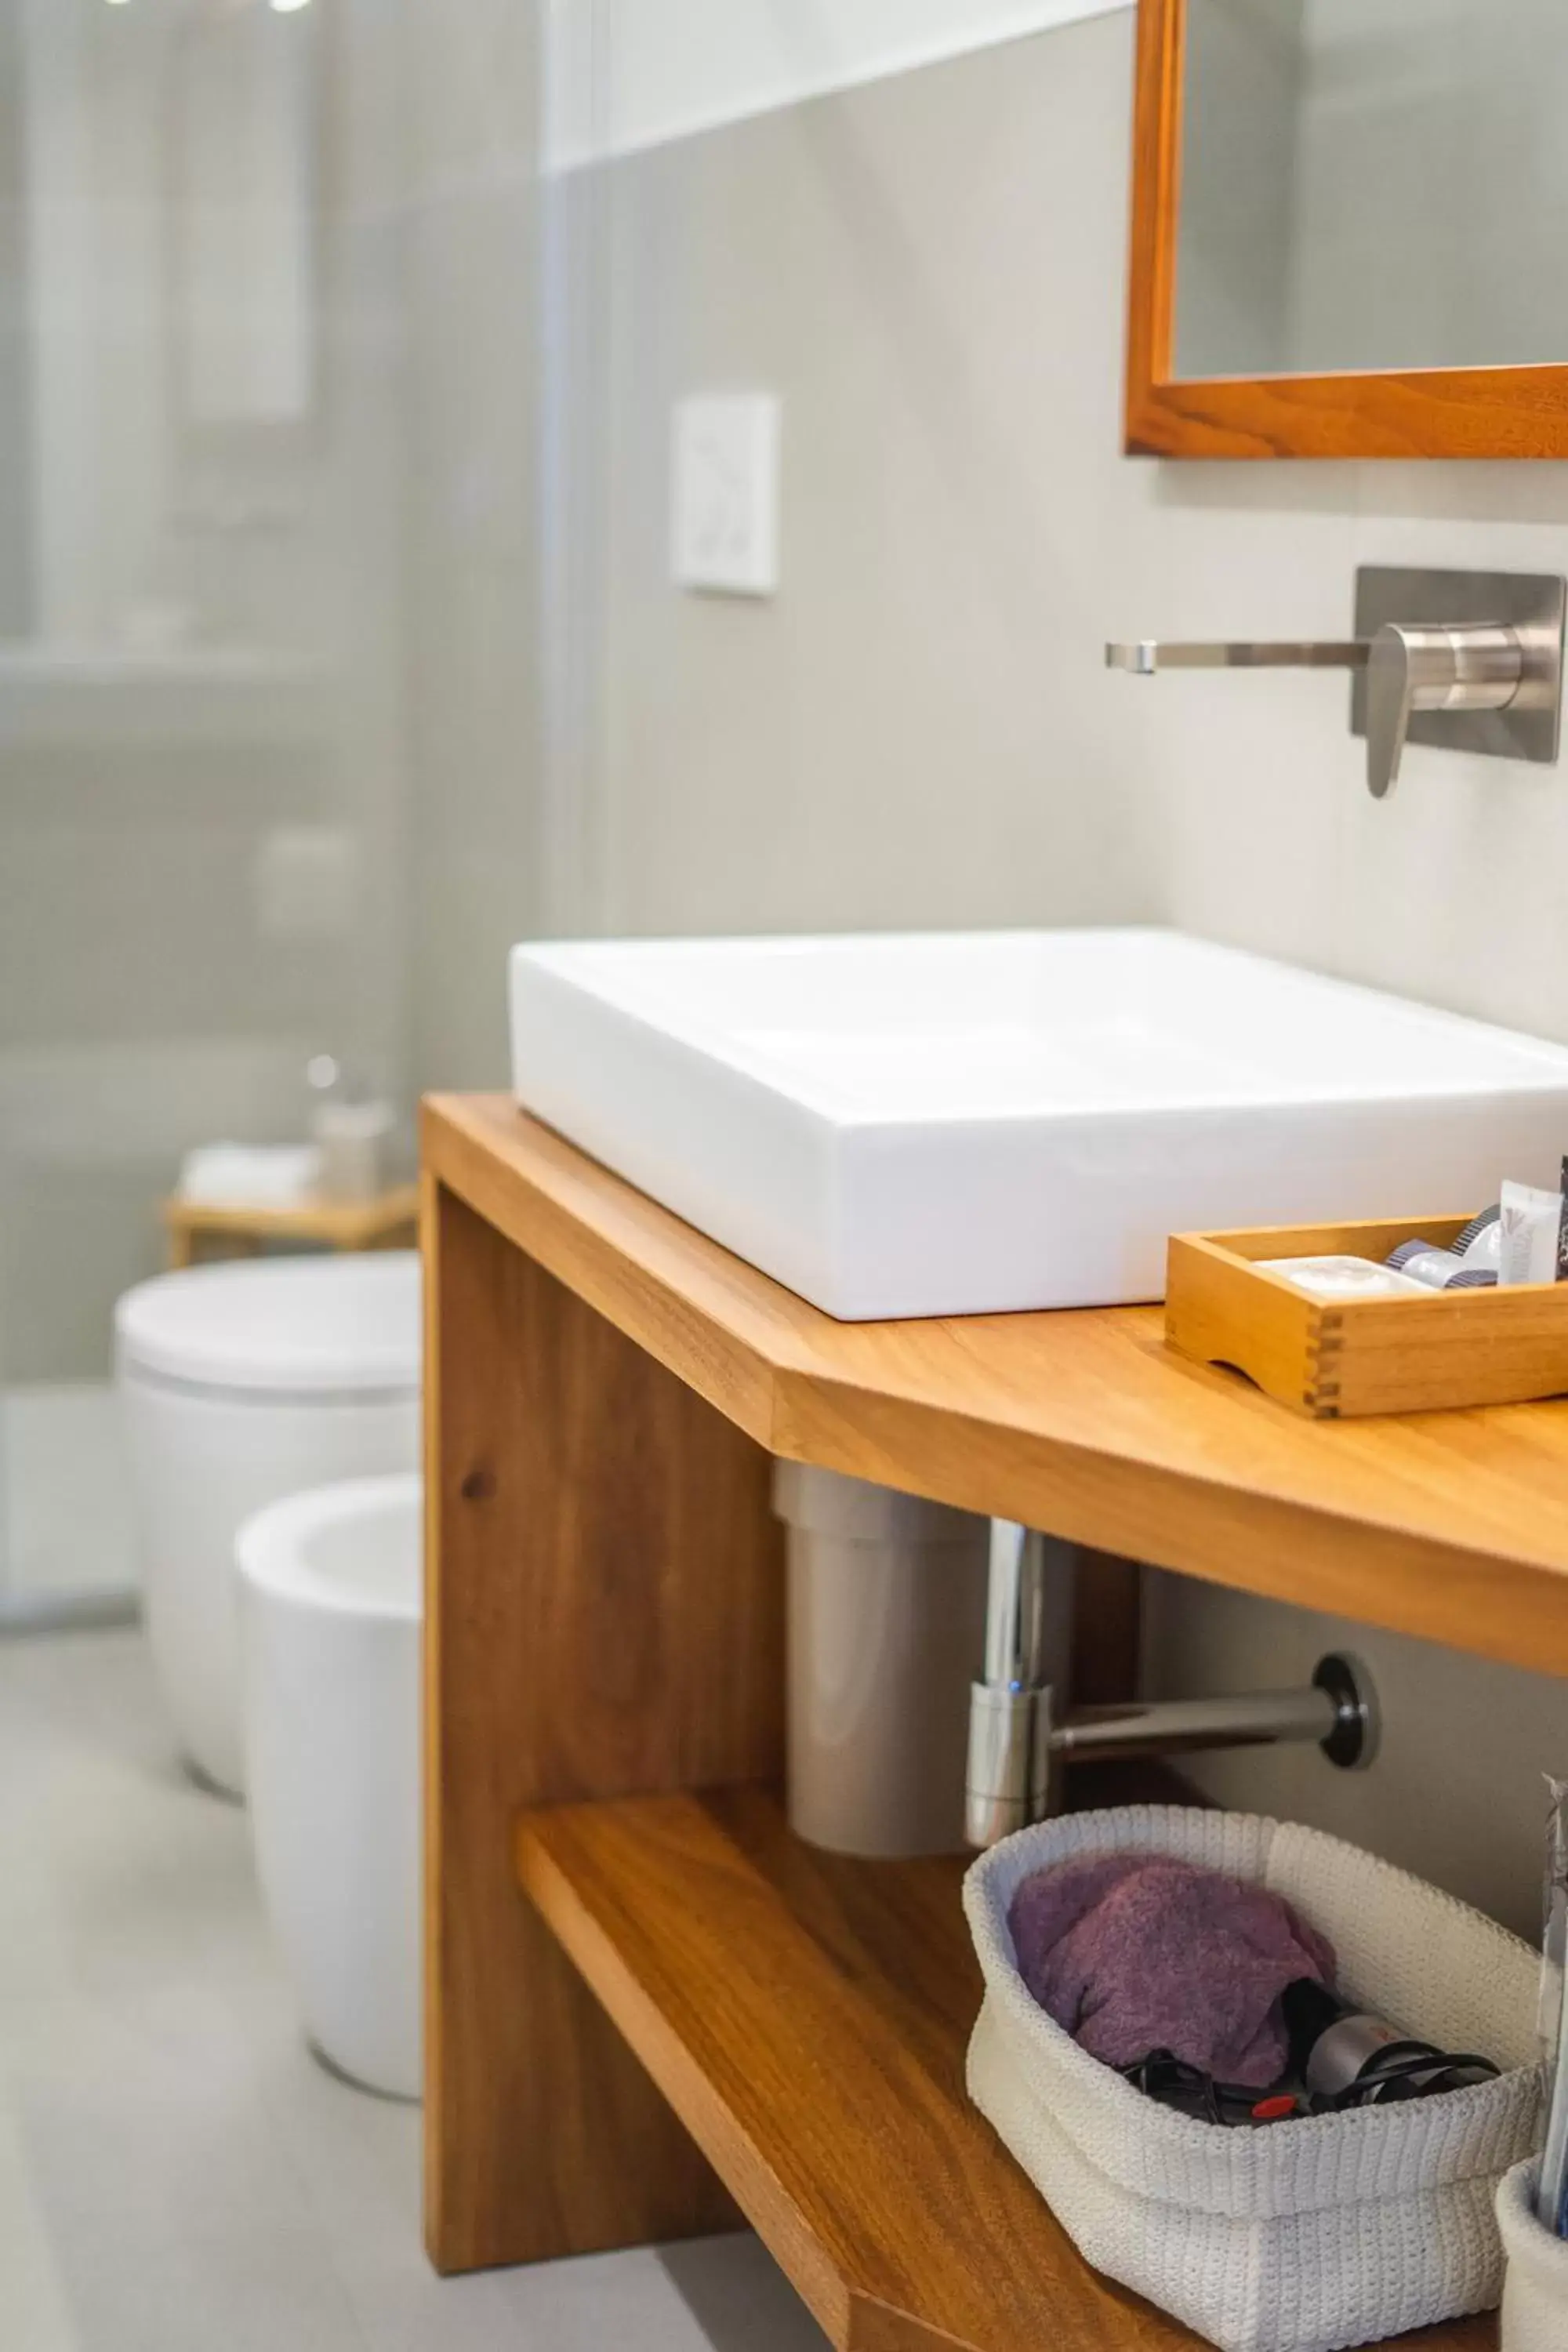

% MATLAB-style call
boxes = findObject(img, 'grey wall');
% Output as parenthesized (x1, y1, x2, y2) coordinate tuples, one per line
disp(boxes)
(577, 34, 1150, 939)
(537, 10, 1568, 1936)
(570, 15, 1568, 1056)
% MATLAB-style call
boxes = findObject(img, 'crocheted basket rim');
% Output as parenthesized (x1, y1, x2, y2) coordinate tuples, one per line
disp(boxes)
(964, 1803, 1542, 2216)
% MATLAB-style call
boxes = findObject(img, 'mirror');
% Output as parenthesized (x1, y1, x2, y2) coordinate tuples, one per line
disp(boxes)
(173, 5, 320, 430)
(1125, 0, 1568, 459)
(1177, 0, 1563, 379)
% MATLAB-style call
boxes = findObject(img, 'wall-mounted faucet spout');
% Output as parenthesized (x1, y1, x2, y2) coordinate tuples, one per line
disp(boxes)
(1106, 639, 1369, 677)
(1105, 564, 1565, 801)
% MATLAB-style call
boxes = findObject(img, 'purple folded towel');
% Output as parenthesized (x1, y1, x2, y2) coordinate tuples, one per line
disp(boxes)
(1007, 1852, 1336, 2087)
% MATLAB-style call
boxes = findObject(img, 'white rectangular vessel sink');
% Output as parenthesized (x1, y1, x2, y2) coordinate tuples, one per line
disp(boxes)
(509, 930, 1568, 1319)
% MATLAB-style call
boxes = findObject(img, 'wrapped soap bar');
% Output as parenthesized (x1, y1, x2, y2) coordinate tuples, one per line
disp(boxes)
(1259, 1255, 1431, 1301)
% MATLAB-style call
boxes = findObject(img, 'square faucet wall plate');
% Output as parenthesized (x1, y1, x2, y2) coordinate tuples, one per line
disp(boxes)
(510, 929, 1568, 1319)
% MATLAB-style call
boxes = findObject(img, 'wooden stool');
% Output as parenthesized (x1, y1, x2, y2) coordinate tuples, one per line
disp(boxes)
(162, 1185, 419, 1272)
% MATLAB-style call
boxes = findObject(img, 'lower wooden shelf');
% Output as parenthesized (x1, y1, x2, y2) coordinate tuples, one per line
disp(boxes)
(516, 1785, 1494, 2352)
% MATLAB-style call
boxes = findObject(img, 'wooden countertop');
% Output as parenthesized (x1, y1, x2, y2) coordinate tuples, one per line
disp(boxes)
(423, 1094, 1568, 1679)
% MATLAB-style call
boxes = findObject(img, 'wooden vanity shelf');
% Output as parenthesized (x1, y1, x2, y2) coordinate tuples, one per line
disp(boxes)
(517, 1785, 1485, 2352)
(422, 1095, 1568, 2349)
(519, 1782, 1167, 2350)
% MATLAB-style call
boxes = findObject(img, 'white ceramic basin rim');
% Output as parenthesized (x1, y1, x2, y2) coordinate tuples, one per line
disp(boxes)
(508, 929, 1568, 1319)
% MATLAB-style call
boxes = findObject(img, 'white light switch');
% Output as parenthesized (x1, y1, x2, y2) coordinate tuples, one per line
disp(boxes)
(671, 394, 780, 597)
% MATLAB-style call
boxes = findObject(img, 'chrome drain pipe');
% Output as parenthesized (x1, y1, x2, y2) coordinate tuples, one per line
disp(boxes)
(1045, 1653, 1378, 1773)
(964, 1522, 1072, 1849)
(966, 1519, 1378, 1848)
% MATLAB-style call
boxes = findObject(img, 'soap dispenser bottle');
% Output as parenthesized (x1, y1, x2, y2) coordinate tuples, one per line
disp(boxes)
(306, 1054, 396, 1203)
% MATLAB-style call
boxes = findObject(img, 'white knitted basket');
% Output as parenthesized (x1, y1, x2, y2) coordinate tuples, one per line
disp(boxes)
(1498, 2161, 1568, 2351)
(964, 1807, 1544, 2352)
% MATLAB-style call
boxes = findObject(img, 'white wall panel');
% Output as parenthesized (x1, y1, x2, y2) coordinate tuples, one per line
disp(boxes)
(543, 0, 1131, 169)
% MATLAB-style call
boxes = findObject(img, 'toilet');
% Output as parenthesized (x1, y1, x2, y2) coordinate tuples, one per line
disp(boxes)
(117, 1253, 421, 1795)
(237, 1473, 423, 2099)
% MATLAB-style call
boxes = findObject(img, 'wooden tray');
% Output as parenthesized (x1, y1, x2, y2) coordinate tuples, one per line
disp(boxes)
(1167, 1215, 1568, 1419)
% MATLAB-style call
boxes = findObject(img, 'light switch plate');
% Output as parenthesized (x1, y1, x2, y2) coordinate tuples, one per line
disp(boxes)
(671, 394, 780, 597)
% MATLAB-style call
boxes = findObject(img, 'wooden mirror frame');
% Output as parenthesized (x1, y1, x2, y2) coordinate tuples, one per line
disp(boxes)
(1125, 0, 1568, 460)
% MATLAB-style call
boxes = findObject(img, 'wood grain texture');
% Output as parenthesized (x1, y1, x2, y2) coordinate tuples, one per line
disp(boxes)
(517, 1787, 1493, 2352)
(1123, 0, 1568, 460)
(1123, 0, 1184, 422)
(424, 1099, 1568, 1679)
(1168, 1219, 1568, 1419)
(422, 1175, 785, 2274)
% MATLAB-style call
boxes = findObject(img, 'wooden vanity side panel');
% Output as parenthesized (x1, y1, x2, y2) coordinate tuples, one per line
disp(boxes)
(423, 1178, 786, 2274)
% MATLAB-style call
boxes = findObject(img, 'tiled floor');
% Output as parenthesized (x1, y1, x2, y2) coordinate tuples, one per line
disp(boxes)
(0, 1628, 826, 2351)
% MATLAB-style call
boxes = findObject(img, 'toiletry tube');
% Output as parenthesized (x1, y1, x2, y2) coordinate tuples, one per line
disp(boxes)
(1388, 1240, 1469, 1290)
(1462, 1221, 1504, 1277)
(1500, 1182, 1566, 1288)
(1458, 1205, 1503, 1261)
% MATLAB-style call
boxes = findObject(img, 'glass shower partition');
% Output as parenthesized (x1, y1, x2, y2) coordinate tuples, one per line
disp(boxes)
(0, 0, 412, 1630)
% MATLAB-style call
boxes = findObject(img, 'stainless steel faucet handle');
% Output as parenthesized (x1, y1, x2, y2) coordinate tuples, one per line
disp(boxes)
(1365, 621, 1523, 800)
(1365, 626, 1420, 802)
